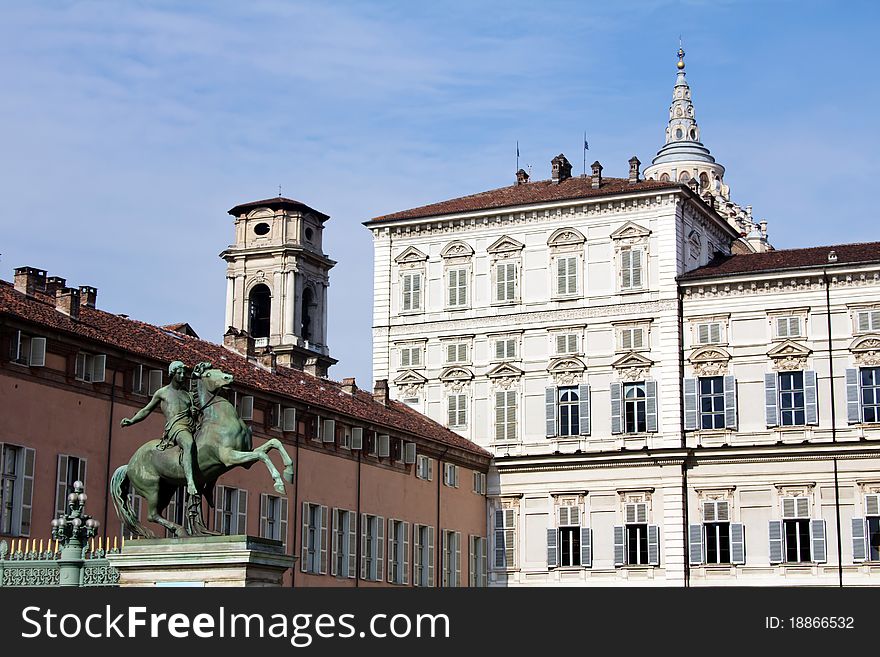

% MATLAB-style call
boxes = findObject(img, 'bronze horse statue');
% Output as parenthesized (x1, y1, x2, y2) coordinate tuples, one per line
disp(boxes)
(111, 362, 294, 538)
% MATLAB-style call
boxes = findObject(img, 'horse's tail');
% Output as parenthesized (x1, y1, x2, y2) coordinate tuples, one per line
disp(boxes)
(110, 465, 154, 539)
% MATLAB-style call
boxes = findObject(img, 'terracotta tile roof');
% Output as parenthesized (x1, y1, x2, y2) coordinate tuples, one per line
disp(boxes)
(162, 322, 199, 338)
(368, 176, 680, 222)
(0, 281, 491, 459)
(228, 196, 329, 221)
(679, 241, 880, 281)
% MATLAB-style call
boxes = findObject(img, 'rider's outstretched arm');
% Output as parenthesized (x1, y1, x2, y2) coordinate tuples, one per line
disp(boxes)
(121, 392, 162, 426)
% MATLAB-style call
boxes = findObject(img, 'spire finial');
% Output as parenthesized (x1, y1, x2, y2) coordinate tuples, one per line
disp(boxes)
(677, 38, 685, 70)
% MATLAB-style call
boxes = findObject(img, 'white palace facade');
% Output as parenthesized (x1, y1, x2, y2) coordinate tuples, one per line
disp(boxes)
(365, 49, 880, 586)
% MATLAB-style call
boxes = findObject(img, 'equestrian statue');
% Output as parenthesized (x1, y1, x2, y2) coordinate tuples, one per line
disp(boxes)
(111, 361, 294, 538)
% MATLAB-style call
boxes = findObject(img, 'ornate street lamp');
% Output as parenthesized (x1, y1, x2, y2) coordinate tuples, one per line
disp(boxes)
(50, 480, 100, 586)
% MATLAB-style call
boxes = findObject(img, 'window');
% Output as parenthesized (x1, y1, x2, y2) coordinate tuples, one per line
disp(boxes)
(493, 508, 516, 569)
(447, 268, 468, 308)
(260, 494, 288, 549)
(443, 463, 459, 488)
(688, 500, 745, 566)
(387, 519, 410, 584)
(766, 370, 817, 428)
(469, 536, 488, 586)
(555, 333, 578, 355)
(301, 502, 328, 574)
(495, 390, 517, 442)
(546, 384, 591, 438)
(620, 247, 644, 290)
(74, 352, 106, 383)
(775, 316, 801, 339)
(558, 387, 580, 436)
(699, 376, 725, 430)
(235, 394, 254, 421)
(620, 326, 645, 350)
(399, 344, 423, 368)
(684, 376, 736, 431)
(856, 309, 880, 333)
(779, 371, 805, 426)
(441, 530, 461, 587)
(769, 497, 825, 564)
(614, 503, 659, 567)
(413, 524, 435, 587)
(416, 455, 433, 481)
(473, 472, 486, 495)
(447, 394, 467, 428)
(445, 342, 468, 364)
(339, 425, 352, 449)
(360, 514, 385, 581)
(1, 444, 35, 537)
(495, 262, 517, 303)
(55, 455, 86, 518)
(215, 485, 248, 536)
(9, 331, 46, 367)
(859, 367, 880, 423)
(852, 494, 880, 563)
(612, 381, 657, 435)
(624, 383, 647, 433)
(548, 505, 590, 569)
(555, 256, 578, 296)
(696, 322, 723, 345)
(331, 509, 356, 578)
(401, 272, 422, 312)
(493, 336, 517, 361)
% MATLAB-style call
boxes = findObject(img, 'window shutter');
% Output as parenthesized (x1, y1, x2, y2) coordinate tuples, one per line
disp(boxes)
(846, 369, 862, 424)
(631, 249, 643, 288)
(495, 339, 505, 360)
(782, 497, 796, 519)
(610, 383, 622, 435)
(768, 520, 784, 564)
(413, 274, 421, 310)
(377, 434, 390, 458)
(689, 524, 704, 565)
(282, 408, 297, 432)
(322, 419, 335, 443)
(301, 502, 310, 573)
(214, 485, 225, 534)
(446, 344, 456, 363)
(578, 383, 591, 435)
(546, 527, 558, 569)
(507, 263, 516, 301)
(621, 249, 632, 289)
(764, 373, 778, 427)
(260, 494, 268, 539)
(427, 526, 435, 587)
(545, 387, 557, 438)
(866, 494, 880, 516)
(402, 522, 410, 585)
(91, 354, 106, 383)
(494, 510, 505, 568)
(413, 525, 423, 584)
(237, 489, 248, 534)
(387, 519, 394, 583)
(404, 442, 416, 464)
(622, 329, 632, 351)
(613, 525, 626, 566)
(555, 334, 566, 354)
(447, 270, 456, 307)
(11, 330, 22, 361)
(683, 378, 698, 430)
(647, 525, 660, 565)
(776, 316, 788, 338)
(239, 396, 254, 421)
(331, 508, 339, 576)
(447, 396, 457, 427)
(645, 379, 658, 433)
(75, 352, 86, 380)
(376, 516, 385, 582)
(811, 519, 827, 563)
(148, 370, 163, 395)
(454, 532, 461, 587)
(29, 337, 46, 367)
(698, 323, 709, 345)
(580, 526, 591, 567)
(723, 375, 737, 430)
(851, 517, 867, 563)
(279, 498, 288, 551)
(19, 447, 35, 536)
(350, 427, 363, 450)
(702, 501, 716, 522)
(55, 454, 68, 517)
(454, 464, 460, 488)
(469, 535, 476, 586)
(360, 513, 368, 580)
(132, 364, 144, 393)
(804, 370, 818, 425)
(730, 523, 745, 564)
(427, 458, 434, 482)
(716, 501, 730, 522)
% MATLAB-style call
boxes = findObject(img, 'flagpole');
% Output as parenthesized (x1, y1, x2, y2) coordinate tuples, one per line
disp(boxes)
(583, 131, 587, 177)
(516, 140, 520, 171)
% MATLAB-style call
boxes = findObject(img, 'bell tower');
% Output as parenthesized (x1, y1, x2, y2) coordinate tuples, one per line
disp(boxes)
(221, 196, 337, 375)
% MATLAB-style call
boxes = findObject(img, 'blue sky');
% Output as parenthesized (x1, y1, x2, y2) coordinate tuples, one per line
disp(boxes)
(2, 1, 878, 387)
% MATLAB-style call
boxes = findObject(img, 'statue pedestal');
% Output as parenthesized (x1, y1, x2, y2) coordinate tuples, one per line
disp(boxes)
(106, 535, 295, 587)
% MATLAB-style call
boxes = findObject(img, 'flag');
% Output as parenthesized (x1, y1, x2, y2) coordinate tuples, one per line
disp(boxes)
(516, 141, 520, 157)
(584, 132, 589, 151)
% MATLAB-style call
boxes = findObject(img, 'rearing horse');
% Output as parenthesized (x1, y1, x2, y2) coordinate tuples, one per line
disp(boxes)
(111, 362, 294, 538)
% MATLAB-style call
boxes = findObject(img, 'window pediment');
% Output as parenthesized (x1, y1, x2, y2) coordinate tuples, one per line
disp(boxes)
(689, 346, 731, 377)
(767, 339, 811, 372)
(439, 367, 474, 382)
(547, 227, 586, 248)
(850, 334, 880, 367)
(393, 370, 428, 386)
(548, 357, 586, 374)
(610, 221, 651, 241)
(487, 235, 525, 254)
(394, 246, 429, 264)
(612, 352, 654, 369)
(487, 362, 524, 378)
(440, 240, 474, 259)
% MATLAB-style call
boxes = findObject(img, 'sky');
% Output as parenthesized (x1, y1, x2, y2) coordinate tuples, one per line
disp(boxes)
(2, 0, 878, 387)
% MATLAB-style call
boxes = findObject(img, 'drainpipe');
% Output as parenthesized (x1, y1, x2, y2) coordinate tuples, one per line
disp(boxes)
(437, 446, 449, 587)
(678, 285, 691, 588)
(823, 270, 844, 587)
(291, 429, 300, 588)
(103, 368, 117, 531)
(355, 445, 362, 587)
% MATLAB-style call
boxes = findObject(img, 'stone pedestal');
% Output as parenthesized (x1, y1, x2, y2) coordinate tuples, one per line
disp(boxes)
(106, 535, 296, 587)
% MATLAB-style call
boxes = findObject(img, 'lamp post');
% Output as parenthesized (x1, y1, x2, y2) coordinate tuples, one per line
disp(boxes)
(50, 480, 100, 587)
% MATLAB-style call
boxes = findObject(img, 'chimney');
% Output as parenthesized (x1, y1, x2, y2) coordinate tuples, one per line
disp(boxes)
(257, 348, 277, 372)
(304, 356, 322, 377)
(628, 156, 640, 183)
(551, 154, 572, 183)
(373, 379, 390, 406)
(223, 326, 254, 357)
(515, 168, 530, 185)
(590, 161, 603, 188)
(342, 377, 358, 395)
(55, 287, 80, 320)
(13, 267, 46, 296)
(45, 276, 67, 297)
(79, 286, 98, 309)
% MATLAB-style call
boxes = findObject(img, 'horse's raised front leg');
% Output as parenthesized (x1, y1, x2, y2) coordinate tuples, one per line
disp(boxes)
(253, 438, 295, 483)
(218, 446, 286, 494)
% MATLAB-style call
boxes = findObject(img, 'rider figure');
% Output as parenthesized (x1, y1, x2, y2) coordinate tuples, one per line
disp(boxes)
(120, 360, 199, 496)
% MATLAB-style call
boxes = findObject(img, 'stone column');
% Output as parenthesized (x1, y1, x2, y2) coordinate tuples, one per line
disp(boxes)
(283, 270, 296, 340)
(225, 276, 234, 330)
(293, 273, 303, 340)
(271, 270, 284, 340)
(234, 275, 246, 332)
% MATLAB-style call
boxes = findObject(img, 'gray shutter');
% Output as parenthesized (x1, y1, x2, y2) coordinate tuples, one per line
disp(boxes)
(301, 502, 310, 573)
(360, 514, 368, 580)
(331, 508, 339, 576)
(237, 489, 248, 534)
(350, 427, 363, 450)
(55, 454, 68, 517)
(689, 524, 704, 565)
(347, 512, 356, 578)
(19, 447, 35, 536)
(319, 505, 328, 574)
(322, 419, 336, 443)
(764, 373, 778, 428)
(260, 494, 268, 539)
(546, 528, 558, 568)
(280, 498, 288, 551)
(578, 383, 591, 435)
(683, 378, 698, 430)
(494, 510, 505, 568)
(804, 370, 819, 425)
(723, 375, 737, 430)
(846, 369, 861, 424)
(427, 526, 435, 587)
(378, 434, 390, 458)
(469, 535, 476, 586)
(240, 396, 254, 421)
(852, 518, 867, 563)
(404, 442, 416, 464)
(91, 354, 106, 383)
(730, 523, 745, 565)
(29, 337, 46, 367)
(621, 249, 632, 288)
(613, 525, 626, 566)
(454, 532, 461, 587)
(376, 516, 385, 582)
(768, 520, 783, 564)
(647, 525, 660, 565)
(645, 380, 658, 433)
(148, 370, 163, 395)
(611, 383, 623, 435)
(545, 387, 557, 438)
(811, 519, 827, 563)
(580, 526, 591, 567)
(403, 522, 410, 585)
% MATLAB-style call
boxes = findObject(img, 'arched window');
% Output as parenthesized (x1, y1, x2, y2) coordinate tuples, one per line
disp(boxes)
(248, 284, 271, 339)
(301, 287, 315, 342)
(700, 172, 710, 189)
(679, 171, 691, 182)
(660, 173, 670, 182)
